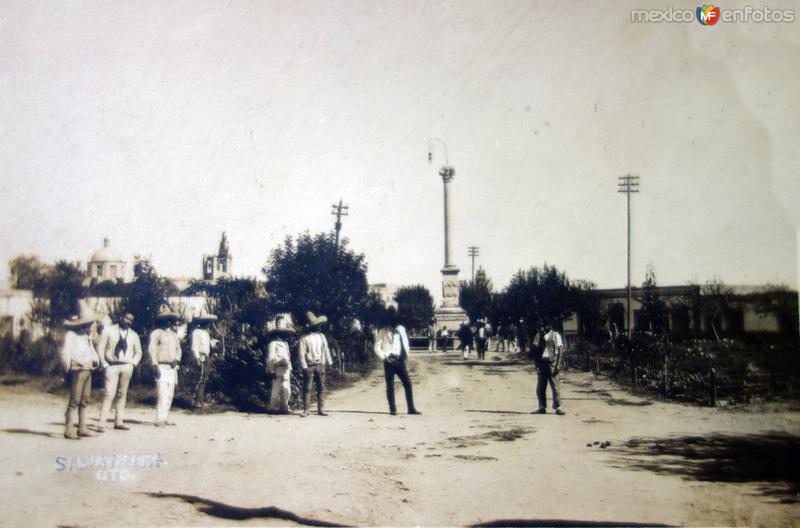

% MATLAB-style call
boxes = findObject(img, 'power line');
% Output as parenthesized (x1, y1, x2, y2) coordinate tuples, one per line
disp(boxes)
(331, 199, 349, 252)
(468, 246, 480, 282)
(618, 174, 640, 338)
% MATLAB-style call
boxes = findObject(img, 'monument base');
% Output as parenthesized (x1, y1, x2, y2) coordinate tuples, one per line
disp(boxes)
(434, 308, 468, 333)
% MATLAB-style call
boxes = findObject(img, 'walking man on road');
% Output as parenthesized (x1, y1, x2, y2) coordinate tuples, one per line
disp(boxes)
(298, 311, 333, 416)
(475, 320, 489, 360)
(97, 312, 142, 432)
(374, 308, 421, 416)
(532, 321, 565, 415)
(148, 306, 183, 426)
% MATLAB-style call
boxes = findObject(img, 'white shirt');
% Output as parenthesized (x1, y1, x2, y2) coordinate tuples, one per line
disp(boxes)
(147, 329, 182, 365)
(59, 331, 100, 372)
(191, 328, 212, 361)
(541, 329, 564, 359)
(266, 340, 292, 375)
(373, 325, 410, 361)
(97, 325, 142, 367)
(298, 331, 332, 369)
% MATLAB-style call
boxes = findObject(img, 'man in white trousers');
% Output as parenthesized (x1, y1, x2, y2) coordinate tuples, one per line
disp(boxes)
(97, 312, 142, 432)
(147, 306, 182, 426)
(265, 317, 295, 414)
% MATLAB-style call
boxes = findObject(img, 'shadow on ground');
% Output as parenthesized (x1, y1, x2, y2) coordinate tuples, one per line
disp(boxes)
(610, 432, 800, 503)
(472, 520, 671, 527)
(2, 428, 61, 438)
(144, 492, 349, 526)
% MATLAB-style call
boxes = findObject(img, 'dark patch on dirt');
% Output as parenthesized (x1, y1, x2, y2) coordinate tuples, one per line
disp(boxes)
(607, 398, 652, 407)
(610, 432, 800, 503)
(447, 427, 532, 447)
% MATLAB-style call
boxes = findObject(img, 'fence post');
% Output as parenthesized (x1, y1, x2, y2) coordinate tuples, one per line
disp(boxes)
(663, 353, 669, 397)
(710, 367, 717, 406)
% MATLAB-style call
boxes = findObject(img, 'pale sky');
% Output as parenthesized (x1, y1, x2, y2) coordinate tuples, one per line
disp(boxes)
(2, 0, 798, 303)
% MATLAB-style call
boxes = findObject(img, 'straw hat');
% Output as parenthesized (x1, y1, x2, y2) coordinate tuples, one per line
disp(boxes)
(194, 308, 218, 323)
(268, 316, 296, 336)
(155, 305, 180, 321)
(64, 304, 98, 328)
(306, 311, 328, 328)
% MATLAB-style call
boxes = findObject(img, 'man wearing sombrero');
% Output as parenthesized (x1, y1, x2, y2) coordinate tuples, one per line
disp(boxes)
(190, 309, 219, 408)
(147, 305, 183, 426)
(96, 312, 142, 432)
(265, 316, 295, 414)
(59, 304, 101, 439)
(298, 311, 333, 416)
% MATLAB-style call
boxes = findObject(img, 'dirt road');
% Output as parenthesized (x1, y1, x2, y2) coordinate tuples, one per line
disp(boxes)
(1, 350, 798, 527)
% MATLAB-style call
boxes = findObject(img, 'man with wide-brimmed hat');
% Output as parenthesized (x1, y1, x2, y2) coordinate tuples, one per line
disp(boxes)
(373, 306, 421, 416)
(147, 305, 183, 426)
(59, 303, 101, 439)
(96, 312, 142, 432)
(265, 315, 295, 414)
(298, 311, 333, 416)
(190, 308, 219, 408)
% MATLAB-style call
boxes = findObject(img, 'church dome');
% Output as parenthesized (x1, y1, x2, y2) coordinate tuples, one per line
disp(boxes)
(90, 238, 123, 263)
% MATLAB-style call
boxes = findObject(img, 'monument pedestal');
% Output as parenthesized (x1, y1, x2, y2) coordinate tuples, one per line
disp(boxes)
(435, 265, 467, 331)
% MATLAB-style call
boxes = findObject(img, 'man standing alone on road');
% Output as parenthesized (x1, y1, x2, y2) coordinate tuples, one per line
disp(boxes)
(374, 308, 421, 416)
(148, 306, 183, 426)
(97, 312, 142, 432)
(532, 322, 565, 415)
(298, 311, 333, 416)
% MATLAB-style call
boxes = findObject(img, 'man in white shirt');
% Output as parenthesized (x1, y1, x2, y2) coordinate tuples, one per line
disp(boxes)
(190, 309, 218, 408)
(373, 308, 421, 416)
(265, 317, 295, 414)
(298, 311, 333, 416)
(532, 321, 565, 415)
(97, 312, 142, 432)
(59, 305, 100, 439)
(147, 307, 183, 426)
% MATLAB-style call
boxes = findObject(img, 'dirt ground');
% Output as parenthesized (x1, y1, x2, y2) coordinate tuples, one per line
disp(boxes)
(1, 350, 798, 527)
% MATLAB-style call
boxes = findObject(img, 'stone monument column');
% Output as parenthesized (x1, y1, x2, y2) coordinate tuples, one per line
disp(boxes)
(435, 165, 467, 328)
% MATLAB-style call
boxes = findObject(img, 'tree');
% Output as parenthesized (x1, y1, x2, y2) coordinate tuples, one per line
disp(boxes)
(394, 285, 434, 333)
(9, 254, 49, 291)
(571, 279, 603, 340)
(503, 264, 576, 345)
(459, 267, 493, 323)
(119, 258, 178, 335)
(27, 260, 87, 329)
(637, 265, 668, 336)
(697, 278, 735, 342)
(264, 231, 369, 338)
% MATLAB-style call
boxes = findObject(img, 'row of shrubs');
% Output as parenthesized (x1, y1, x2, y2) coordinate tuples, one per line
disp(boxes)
(566, 334, 800, 405)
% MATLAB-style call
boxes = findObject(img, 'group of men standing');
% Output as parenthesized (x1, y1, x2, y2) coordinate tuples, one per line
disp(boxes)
(58, 304, 219, 439)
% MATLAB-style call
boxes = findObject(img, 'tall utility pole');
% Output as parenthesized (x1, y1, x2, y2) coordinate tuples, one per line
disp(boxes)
(618, 174, 640, 337)
(468, 246, 480, 282)
(331, 199, 349, 252)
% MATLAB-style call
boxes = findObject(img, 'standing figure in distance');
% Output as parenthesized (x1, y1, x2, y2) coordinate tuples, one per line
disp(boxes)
(298, 311, 333, 416)
(457, 322, 473, 360)
(97, 312, 142, 432)
(532, 321, 566, 416)
(148, 306, 183, 426)
(475, 320, 489, 360)
(265, 317, 295, 414)
(427, 319, 437, 352)
(191, 309, 219, 408)
(59, 304, 101, 439)
(374, 307, 421, 416)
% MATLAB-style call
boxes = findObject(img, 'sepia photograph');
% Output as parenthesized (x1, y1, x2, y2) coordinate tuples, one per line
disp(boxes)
(0, 1, 798, 526)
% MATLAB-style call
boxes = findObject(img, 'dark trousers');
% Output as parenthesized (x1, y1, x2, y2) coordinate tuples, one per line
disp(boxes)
(193, 355, 211, 405)
(476, 338, 487, 359)
(302, 364, 326, 411)
(383, 360, 416, 413)
(536, 358, 561, 410)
